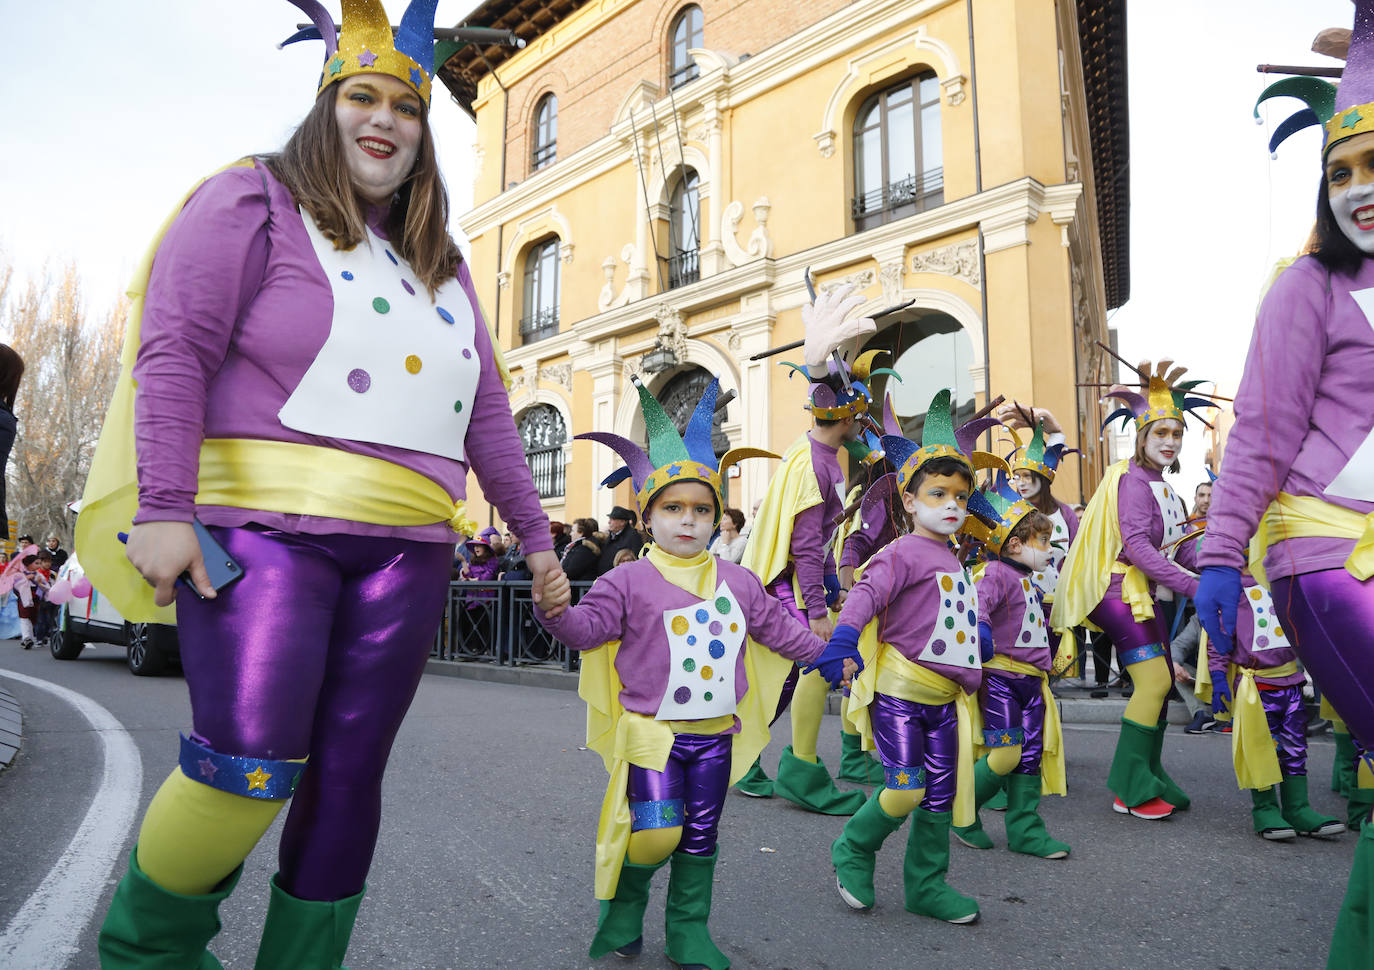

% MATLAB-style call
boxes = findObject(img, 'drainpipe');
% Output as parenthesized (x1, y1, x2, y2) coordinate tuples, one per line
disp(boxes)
(966, 1, 991, 412)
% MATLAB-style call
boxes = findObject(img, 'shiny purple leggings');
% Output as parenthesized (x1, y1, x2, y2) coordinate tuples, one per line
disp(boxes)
(870, 692, 958, 813)
(627, 733, 733, 856)
(1251, 683, 1309, 776)
(979, 672, 1045, 774)
(1270, 568, 1374, 752)
(176, 526, 451, 901)
(1089, 594, 1173, 720)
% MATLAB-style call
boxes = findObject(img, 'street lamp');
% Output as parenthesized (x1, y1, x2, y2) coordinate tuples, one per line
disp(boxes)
(640, 340, 679, 375)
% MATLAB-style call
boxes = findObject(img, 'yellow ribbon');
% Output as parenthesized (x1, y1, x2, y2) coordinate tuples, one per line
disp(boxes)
(1110, 562, 1156, 623)
(1195, 652, 1298, 791)
(1248, 492, 1374, 587)
(981, 656, 1067, 796)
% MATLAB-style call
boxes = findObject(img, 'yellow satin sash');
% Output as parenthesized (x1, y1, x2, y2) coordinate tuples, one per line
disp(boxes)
(1248, 492, 1374, 586)
(1196, 656, 1299, 790)
(981, 656, 1067, 796)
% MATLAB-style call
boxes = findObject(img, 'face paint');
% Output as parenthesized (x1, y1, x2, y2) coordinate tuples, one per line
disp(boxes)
(1013, 534, 1052, 572)
(335, 75, 423, 206)
(1012, 469, 1042, 500)
(1141, 419, 1183, 470)
(1326, 131, 1374, 254)
(646, 481, 717, 558)
(902, 472, 970, 540)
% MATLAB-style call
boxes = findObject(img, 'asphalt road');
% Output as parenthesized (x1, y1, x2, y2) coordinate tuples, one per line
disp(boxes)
(0, 640, 1354, 970)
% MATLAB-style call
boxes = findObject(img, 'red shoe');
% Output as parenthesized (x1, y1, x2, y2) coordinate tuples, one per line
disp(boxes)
(1112, 796, 1174, 820)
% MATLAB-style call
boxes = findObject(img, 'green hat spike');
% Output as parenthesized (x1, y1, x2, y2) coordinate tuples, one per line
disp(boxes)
(921, 388, 957, 449)
(633, 376, 690, 467)
(1026, 420, 1047, 464)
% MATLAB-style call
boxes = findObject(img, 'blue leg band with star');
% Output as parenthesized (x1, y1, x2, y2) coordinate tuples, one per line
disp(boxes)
(884, 765, 926, 790)
(1118, 642, 1166, 666)
(629, 798, 686, 831)
(178, 733, 306, 800)
(982, 726, 1026, 748)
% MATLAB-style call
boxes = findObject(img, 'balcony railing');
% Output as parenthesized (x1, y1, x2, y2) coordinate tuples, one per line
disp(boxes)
(851, 168, 944, 230)
(531, 140, 556, 170)
(526, 445, 565, 499)
(666, 248, 700, 289)
(431, 580, 597, 670)
(519, 307, 559, 344)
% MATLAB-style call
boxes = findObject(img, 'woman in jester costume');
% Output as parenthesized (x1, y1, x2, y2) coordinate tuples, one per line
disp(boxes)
(85, 2, 568, 966)
(1196, 7, 1374, 963)
(535, 377, 861, 969)
(1050, 361, 1219, 821)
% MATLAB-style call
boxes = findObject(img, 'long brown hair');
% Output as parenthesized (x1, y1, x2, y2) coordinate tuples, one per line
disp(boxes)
(0, 344, 24, 410)
(263, 82, 461, 296)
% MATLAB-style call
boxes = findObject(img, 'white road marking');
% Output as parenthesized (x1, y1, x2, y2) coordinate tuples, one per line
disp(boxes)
(0, 669, 143, 969)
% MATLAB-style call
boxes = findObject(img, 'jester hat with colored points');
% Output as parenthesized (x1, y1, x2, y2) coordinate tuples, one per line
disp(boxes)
(782, 349, 897, 422)
(961, 471, 1040, 556)
(579, 377, 775, 526)
(1100, 360, 1220, 435)
(281, 0, 441, 104)
(1008, 420, 1079, 484)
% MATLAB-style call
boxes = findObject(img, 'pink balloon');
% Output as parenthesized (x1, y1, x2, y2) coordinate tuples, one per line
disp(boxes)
(46, 578, 75, 604)
(72, 576, 93, 598)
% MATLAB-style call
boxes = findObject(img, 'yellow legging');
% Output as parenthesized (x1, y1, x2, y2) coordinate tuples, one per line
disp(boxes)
(986, 745, 1022, 776)
(627, 827, 682, 865)
(1121, 655, 1172, 726)
(879, 786, 924, 817)
(789, 669, 863, 763)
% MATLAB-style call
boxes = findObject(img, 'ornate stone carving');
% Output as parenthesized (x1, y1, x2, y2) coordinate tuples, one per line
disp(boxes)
(727, 330, 743, 352)
(559, 242, 575, 265)
(910, 240, 982, 288)
(721, 196, 772, 266)
(539, 363, 573, 391)
(654, 304, 689, 361)
(813, 129, 836, 158)
(598, 245, 638, 312)
(819, 269, 874, 297)
(878, 260, 904, 305)
(508, 370, 532, 395)
(941, 74, 967, 107)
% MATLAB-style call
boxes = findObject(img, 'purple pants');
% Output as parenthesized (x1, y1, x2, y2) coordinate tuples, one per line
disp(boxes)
(627, 733, 733, 856)
(1089, 594, 1173, 720)
(979, 671, 1045, 774)
(1270, 568, 1374, 752)
(1248, 683, 1309, 777)
(870, 692, 958, 813)
(176, 526, 452, 901)
(767, 575, 805, 722)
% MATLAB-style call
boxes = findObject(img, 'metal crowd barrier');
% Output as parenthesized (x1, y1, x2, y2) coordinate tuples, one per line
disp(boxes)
(431, 580, 596, 671)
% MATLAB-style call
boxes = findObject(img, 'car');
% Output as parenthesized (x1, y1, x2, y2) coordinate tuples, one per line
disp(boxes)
(48, 548, 181, 676)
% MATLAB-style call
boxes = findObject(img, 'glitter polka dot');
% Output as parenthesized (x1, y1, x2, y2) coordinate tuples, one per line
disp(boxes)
(1022, 579, 1031, 591)
(385, 250, 398, 265)
(944, 616, 955, 629)
(405, 355, 422, 374)
(437, 306, 454, 324)
(372, 297, 390, 314)
(340, 270, 354, 281)
(401, 279, 415, 295)
(1022, 630, 1032, 643)
(453, 400, 464, 413)
(709, 621, 723, 636)
(715, 596, 731, 614)
(957, 582, 965, 594)
(687, 635, 697, 646)
(956, 631, 966, 644)
(944, 599, 951, 608)
(347, 368, 371, 393)
(672, 616, 689, 636)
(730, 623, 738, 632)
(931, 639, 947, 655)
(701, 665, 713, 679)
(708, 640, 725, 659)
(956, 601, 964, 613)
(462, 348, 472, 358)
(704, 691, 713, 701)
(1258, 619, 1268, 628)
(941, 576, 953, 592)
(695, 609, 709, 623)
(682, 658, 696, 672)
(968, 654, 977, 665)
(1249, 588, 1263, 600)
(674, 686, 691, 704)
(1255, 636, 1269, 649)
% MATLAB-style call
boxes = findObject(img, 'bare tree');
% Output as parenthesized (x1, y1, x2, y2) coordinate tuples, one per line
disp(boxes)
(4, 260, 125, 546)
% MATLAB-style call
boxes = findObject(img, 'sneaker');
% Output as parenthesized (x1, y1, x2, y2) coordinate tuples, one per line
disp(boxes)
(1306, 717, 1333, 737)
(614, 937, 643, 958)
(1184, 711, 1216, 735)
(1112, 796, 1174, 820)
(1209, 721, 1232, 734)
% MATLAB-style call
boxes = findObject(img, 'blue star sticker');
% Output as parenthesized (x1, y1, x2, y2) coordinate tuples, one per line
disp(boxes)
(1343, 110, 1364, 130)
(666, 463, 682, 476)
(410, 66, 425, 89)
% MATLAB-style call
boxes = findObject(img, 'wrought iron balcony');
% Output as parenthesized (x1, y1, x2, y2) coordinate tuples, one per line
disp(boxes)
(518, 307, 559, 344)
(667, 248, 700, 290)
(851, 168, 944, 230)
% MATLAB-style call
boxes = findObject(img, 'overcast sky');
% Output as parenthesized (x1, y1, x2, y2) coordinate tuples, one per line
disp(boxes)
(0, 0, 1355, 485)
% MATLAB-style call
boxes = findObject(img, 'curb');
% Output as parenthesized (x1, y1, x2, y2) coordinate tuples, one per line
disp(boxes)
(0, 682, 22, 770)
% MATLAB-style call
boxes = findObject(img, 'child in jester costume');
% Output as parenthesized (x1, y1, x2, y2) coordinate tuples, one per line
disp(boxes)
(828, 389, 1005, 924)
(734, 282, 893, 812)
(950, 471, 1070, 859)
(535, 376, 861, 969)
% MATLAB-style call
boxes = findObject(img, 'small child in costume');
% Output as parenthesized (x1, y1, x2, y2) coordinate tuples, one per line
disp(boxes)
(952, 473, 1070, 859)
(828, 390, 1003, 925)
(536, 378, 861, 970)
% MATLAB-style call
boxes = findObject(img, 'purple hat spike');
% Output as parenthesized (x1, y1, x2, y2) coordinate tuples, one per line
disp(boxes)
(954, 416, 1001, 459)
(859, 472, 903, 522)
(809, 383, 837, 409)
(881, 393, 901, 436)
(1102, 388, 1147, 417)
(1337, 0, 1374, 115)
(284, 0, 338, 58)
(575, 432, 655, 491)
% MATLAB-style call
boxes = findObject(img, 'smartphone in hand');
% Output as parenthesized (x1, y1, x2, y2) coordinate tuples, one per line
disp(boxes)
(180, 519, 244, 598)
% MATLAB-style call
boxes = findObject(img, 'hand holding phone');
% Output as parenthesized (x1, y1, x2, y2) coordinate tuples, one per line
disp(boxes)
(120, 520, 244, 604)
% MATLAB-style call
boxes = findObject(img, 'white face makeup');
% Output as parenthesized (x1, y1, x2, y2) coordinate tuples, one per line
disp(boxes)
(335, 75, 423, 206)
(1141, 419, 1183, 470)
(647, 481, 717, 558)
(903, 472, 970, 540)
(1011, 533, 1052, 572)
(1012, 469, 1042, 500)
(1326, 131, 1374, 254)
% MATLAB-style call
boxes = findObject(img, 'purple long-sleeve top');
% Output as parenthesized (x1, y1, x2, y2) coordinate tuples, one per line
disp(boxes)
(837, 533, 983, 695)
(976, 559, 1051, 674)
(839, 496, 899, 571)
(535, 557, 824, 720)
(1199, 256, 1374, 581)
(788, 435, 845, 613)
(131, 164, 551, 552)
(1109, 461, 1197, 601)
(1204, 577, 1302, 687)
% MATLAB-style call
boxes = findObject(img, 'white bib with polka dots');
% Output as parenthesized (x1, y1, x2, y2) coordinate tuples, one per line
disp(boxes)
(1031, 507, 1069, 601)
(279, 212, 480, 460)
(1149, 480, 1187, 548)
(918, 571, 982, 670)
(1013, 573, 1050, 653)
(1245, 585, 1291, 654)
(657, 583, 745, 720)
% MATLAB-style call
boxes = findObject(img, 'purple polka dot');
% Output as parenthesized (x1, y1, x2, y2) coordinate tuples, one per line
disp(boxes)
(1021, 630, 1032, 643)
(674, 686, 692, 705)
(1255, 636, 1269, 649)
(931, 639, 947, 656)
(437, 306, 454, 324)
(346, 368, 371, 393)
(401, 279, 415, 295)
(462, 348, 472, 359)
(956, 600, 964, 613)
(340, 270, 354, 281)
(709, 621, 723, 636)
(385, 250, 398, 265)
(708, 640, 726, 659)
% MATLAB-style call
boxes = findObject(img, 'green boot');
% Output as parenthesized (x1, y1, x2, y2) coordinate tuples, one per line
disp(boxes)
(838, 731, 886, 785)
(1279, 774, 1346, 837)
(734, 756, 774, 798)
(589, 856, 668, 958)
(1327, 822, 1374, 970)
(831, 790, 907, 909)
(985, 788, 1008, 812)
(1250, 786, 1296, 841)
(253, 874, 363, 970)
(663, 850, 729, 970)
(1107, 718, 1169, 811)
(902, 807, 979, 924)
(1149, 719, 1190, 809)
(1004, 772, 1071, 859)
(1351, 787, 1374, 832)
(773, 745, 866, 815)
(98, 848, 241, 970)
(1335, 731, 1358, 797)
(951, 757, 1006, 850)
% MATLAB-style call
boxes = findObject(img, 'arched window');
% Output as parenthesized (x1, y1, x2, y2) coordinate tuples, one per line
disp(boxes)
(656, 368, 729, 457)
(531, 93, 557, 171)
(852, 72, 943, 231)
(667, 169, 700, 289)
(517, 405, 567, 498)
(521, 237, 560, 345)
(859, 310, 977, 435)
(668, 6, 703, 89)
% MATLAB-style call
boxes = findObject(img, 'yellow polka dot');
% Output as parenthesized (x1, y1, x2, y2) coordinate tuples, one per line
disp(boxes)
(1022, 578, 1031, 590)
(1249, 588, 1263, 600)
(940, 576, 954, 592)
(701, 665, 713, 679)
(1274, 627, 1284, 638)
(956, 631, 966, 643)
(671, 616, 689, 635)
(405, 355, 422, 374)
(730, 622, 738, 632)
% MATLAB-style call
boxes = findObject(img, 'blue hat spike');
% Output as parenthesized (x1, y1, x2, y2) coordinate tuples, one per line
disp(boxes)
(601, 466, 633, 489)
(880, 434, 918, 471)
(1269, 109, 1320, 154)
(966, 488, 1000, 527)
(682, 378, 720, 465)
(283, 0, 338, 58)
(1100, 406, 1135, 433)
(395, 0, 441, 73)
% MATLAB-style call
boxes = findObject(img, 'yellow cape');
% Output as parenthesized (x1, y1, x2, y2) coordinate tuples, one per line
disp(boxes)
(76, 159, 513, 623)
(1194, 649, 1298, 790)
(577, 548, 794, 899)
(740, 435, 824, 610)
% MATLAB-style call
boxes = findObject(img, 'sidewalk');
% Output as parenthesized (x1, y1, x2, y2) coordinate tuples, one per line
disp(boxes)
(0, 681, 21, 770)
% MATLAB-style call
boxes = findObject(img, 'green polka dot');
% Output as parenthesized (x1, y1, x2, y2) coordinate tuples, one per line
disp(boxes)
(968, 655, 976, 665)
(715, 596, 731, 614)
(453, 400, 464, 413)
(372, 297, 390, 313)
(1258, 619, 1268, 628)
(683, 658, 696, 672)
(704, 691, 713, 702)
(944, 616, 955, 629)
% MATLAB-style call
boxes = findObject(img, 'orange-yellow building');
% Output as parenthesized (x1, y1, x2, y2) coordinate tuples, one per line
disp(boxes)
(437, 0, 1128, 528)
